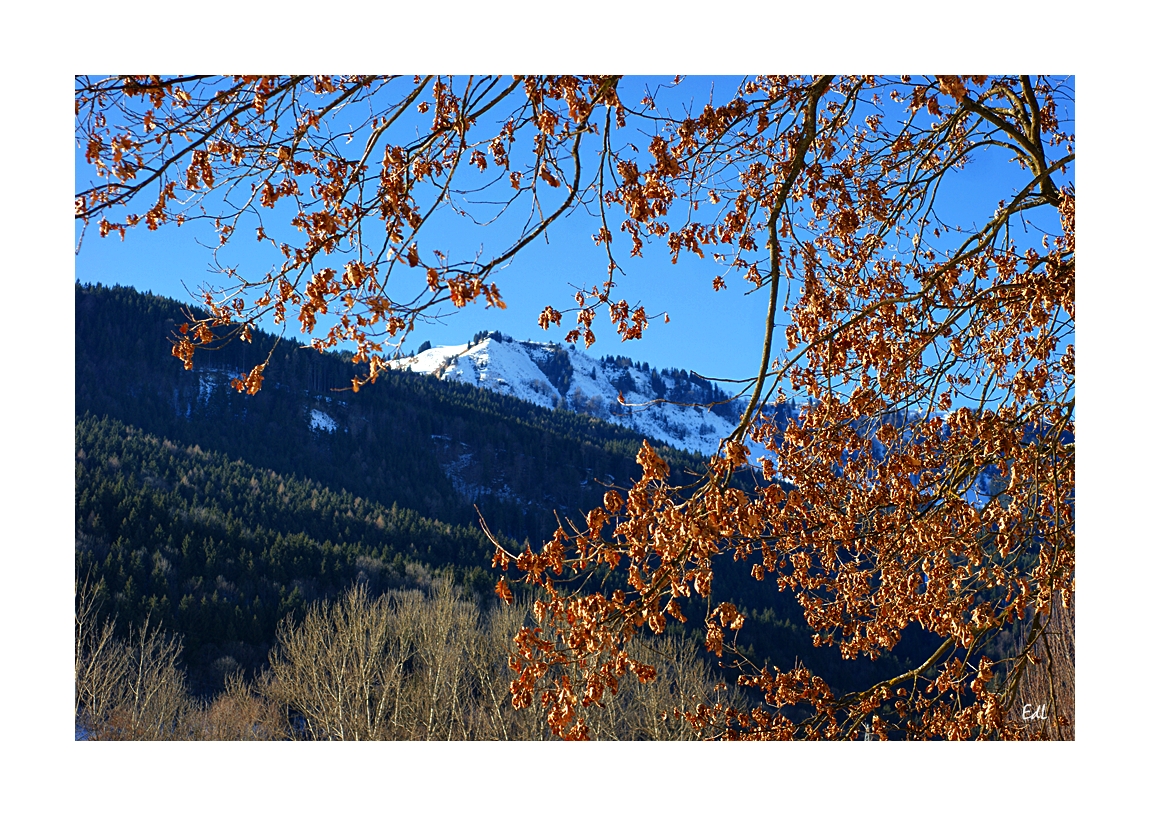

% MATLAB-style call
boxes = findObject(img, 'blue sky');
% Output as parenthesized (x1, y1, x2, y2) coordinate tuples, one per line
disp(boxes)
(74, 76, 1073, 393)
(74, 75, 1074, 397)
(73, 76, 778, 383)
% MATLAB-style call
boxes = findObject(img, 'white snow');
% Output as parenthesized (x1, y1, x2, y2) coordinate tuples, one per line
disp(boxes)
(199, 372, 217, 403)
(310, 408, 337, 433)
(197, 368, 247, 404)
(386, 336, 1065, 519)
(388, 335, 1034, 514)
(390, 336, 761, 457)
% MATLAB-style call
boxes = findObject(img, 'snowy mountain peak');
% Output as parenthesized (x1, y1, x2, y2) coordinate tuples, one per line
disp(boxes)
(389, 333, 1033, 509)
(390, 333, 749, 455)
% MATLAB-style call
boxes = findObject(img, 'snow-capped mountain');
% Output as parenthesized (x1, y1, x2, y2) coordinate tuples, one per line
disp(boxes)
(387, 332, 1051, 509)
(390, 331, 761, 456)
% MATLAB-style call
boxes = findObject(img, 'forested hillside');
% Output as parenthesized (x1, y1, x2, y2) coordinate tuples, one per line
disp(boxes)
(75, 282, 939, 705)
(77, 283, 709, 543)
(76, 413, 498, 690)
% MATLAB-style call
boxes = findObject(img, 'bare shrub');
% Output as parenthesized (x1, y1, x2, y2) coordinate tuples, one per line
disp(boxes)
(266, 578, 740, 740)
(75, 579, 199, 740)
(75, 574, 747, 741)
(75, 578, 127, 730)
(195, 672, 288, 740)
(266, 582, 403, 739)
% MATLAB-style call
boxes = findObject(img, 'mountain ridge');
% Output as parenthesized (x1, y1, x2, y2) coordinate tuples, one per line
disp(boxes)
(387, 330, 1032, 508)
(390, 331, 784, 458)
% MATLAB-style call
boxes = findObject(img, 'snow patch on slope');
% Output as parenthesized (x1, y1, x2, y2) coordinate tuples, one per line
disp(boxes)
(310, 408, 337, 433)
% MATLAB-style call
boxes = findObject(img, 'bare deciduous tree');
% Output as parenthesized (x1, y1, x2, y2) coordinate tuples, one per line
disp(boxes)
(75, 577, 198, 740)
(1002, 592, 1074, 739)
(264, 578, 738, 740)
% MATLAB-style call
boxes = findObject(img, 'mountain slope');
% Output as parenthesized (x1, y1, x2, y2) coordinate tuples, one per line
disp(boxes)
(75, 284, 715, 546)
(393, 333, 1047, 509)
(391, 332, 761, 456)
(73, 284, 942, 698)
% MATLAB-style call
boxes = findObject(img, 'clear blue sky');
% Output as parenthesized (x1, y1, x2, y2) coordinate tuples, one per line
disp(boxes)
(74, 76, 783, 384)
(74, 75, 1072, 389)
